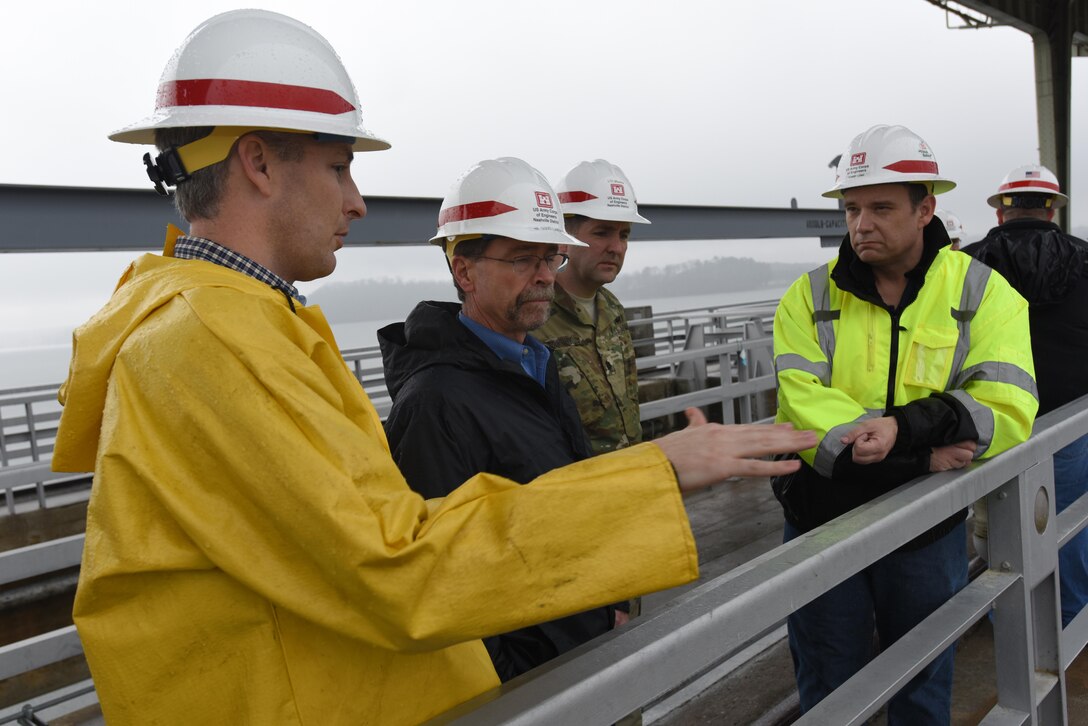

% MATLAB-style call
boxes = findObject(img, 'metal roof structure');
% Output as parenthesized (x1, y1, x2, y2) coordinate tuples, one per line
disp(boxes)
(925, 0, 1086, 228)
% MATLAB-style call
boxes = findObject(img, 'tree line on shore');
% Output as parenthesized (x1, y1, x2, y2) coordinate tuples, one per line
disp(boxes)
(310, 256, 817, 324)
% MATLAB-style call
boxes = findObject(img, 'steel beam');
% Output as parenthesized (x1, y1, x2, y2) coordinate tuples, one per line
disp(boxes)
(0, 184, 846, 253)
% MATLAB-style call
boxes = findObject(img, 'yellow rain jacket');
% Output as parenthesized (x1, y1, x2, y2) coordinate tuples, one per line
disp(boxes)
(53, 243, 698, 725)
(773, 228, 1038, 532)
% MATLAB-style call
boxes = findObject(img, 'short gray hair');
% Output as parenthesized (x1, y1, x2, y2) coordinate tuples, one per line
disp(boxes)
(449, 236, 492, 302)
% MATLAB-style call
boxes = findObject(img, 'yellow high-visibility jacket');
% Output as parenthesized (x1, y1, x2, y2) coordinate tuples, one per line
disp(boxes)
(773, 233, 1038, 531)
(53, 242, 698, 725)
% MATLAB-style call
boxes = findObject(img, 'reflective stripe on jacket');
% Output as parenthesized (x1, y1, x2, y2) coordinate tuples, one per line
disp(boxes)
(774, 246, 1038, 480)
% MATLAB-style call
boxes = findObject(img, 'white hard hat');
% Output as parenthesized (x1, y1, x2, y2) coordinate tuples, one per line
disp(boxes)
(555, 160, 650, 224)
(431, 157, 587, 249)
(824, 125, 955, 198)
(111, 9, 389, 153)
(987, 164, 1068, 209)
(935, 209, 965, 240)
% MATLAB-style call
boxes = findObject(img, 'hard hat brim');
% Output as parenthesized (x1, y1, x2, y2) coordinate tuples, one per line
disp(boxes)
(987, 189, 1068, 209)
(823, 178, 956, 198)
(565, 209, 651, 225)
(429, 229, 589, 247)
(109, 112, 390, 152)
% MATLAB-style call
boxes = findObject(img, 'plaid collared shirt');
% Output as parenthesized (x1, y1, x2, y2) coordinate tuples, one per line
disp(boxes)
(173, 235, 306, 305)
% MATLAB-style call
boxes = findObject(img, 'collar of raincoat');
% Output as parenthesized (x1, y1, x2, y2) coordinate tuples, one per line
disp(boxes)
(51, 225, 339, 473)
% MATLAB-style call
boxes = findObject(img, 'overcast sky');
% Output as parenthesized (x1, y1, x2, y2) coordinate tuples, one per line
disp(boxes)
(1, 0, 1085, 346)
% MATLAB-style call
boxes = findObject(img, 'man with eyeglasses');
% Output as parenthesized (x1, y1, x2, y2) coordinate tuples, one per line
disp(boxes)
(379, 157, 634, 681)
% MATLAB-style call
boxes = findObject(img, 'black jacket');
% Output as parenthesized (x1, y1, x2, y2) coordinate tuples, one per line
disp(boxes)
(774, 220, 975, 547)
(378, 301, 608, 682)
(962, 219, 1088, 415)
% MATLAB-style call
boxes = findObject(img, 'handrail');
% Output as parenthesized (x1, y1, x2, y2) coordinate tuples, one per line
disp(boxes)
(0, 534, 84, 586)
(428, 397, 1088, 724)
(0, 626, 83, 683)
(5, 388, 1086, 722)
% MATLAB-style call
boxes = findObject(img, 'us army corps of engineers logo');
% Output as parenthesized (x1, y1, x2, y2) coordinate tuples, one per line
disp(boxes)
(532, 191, 561, 226)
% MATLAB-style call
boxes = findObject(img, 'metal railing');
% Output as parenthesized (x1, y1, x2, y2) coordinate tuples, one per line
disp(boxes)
(0, 301, 779, 470)
(4, 382, 1087, 723)
(430, 397, 1088, 725)
(0, 302, 781, 719)
(0, 385, 61, 467)
(311, 301, 780, 428)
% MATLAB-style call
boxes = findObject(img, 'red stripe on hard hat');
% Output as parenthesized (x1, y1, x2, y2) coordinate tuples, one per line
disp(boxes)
(999, 179, 1061, 193)
(558, 191, 598, 204)
(438, 201, 518, 226)
(883, 160, 939, 175)
(158, 79, 355, 115)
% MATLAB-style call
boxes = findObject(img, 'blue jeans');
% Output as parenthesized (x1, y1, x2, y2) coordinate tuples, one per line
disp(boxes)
(785, 520, 968, 725)
(1055, 434, 1088, 627)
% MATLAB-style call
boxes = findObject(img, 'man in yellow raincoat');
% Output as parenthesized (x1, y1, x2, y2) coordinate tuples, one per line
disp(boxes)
(52, 10, 817, 725)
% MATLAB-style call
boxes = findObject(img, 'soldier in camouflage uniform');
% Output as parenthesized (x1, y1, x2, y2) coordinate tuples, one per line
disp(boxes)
(537, 160, 651, 455)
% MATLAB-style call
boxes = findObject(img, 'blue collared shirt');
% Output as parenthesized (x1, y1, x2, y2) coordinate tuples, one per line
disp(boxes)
(173, 235, 306, 305)
(458, 312, 551, 387)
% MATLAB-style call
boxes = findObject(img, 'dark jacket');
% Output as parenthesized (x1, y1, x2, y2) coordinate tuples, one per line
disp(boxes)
(962, 218, 1088, 415)
(378, 301, 609, 682)
(774, 220, 978, 547)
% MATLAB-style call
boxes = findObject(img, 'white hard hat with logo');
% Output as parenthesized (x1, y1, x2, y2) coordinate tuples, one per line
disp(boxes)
(556, 160, 651, 224)
(987, 164, 1068, 209)
(431, 157, 587, 254)
(935, 209, 965, 240)
(823, 125, 955, 198)
(112, 9, 389, 193)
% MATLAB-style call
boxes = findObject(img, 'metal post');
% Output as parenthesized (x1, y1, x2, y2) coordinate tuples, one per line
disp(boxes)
(989, 473, 1038, 721)
(989, 460, 1067, 724)
(0, 403, 8, 467)
(25, 402, 39, 462)
(1024, 460, 1067, 723)
(722, 352, 739, 424)
(1031, 9, 1073, 231)
(677, 324, 707, 390)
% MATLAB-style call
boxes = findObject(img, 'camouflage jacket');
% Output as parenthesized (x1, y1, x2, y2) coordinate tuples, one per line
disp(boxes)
(536, 284, 641, 455)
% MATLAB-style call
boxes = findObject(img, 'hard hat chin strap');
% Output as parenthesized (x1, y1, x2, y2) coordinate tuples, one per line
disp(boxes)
(143, 148, 187, 196)
(143, 126, 258, 196)
(142, 126, 357, 196)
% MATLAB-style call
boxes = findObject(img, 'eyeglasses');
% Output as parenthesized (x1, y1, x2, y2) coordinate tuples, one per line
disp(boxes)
(473, 253, 569, 275)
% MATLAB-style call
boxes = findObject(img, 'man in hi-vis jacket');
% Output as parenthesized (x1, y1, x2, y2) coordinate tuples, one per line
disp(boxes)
(772, 125, 1037, 724)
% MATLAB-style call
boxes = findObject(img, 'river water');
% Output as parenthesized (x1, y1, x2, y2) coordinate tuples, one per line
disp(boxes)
(0, 286, 787, 391)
